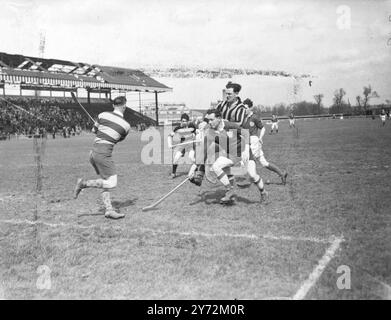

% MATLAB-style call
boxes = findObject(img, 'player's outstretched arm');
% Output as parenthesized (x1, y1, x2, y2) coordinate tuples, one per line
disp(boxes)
(167, 134, 174, 149)
(259, 126, 265, 144)
(92, 121, 99, 134)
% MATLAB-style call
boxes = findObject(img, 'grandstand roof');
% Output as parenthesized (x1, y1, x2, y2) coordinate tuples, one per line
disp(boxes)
(0, 52, 172, 93)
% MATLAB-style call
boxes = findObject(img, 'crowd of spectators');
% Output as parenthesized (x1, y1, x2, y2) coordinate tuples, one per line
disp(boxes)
(0, 97, 91, 139)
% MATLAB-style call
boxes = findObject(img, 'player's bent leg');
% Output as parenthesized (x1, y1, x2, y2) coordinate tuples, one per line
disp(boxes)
(188, 149, 195, 163)
(74, 175, 117, 199)
(247, 160, 268, 203)
(101, 188, 124, 219)
(89, 151, 100, 175)
(213, 157, 236, 204)
(258, 153, 270, 167)
(266, 162, 288, 185)
(102, 174, 117, 189)
(172, 149, 184, 178)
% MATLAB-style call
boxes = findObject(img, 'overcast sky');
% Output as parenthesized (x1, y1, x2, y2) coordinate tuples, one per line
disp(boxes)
(1, 0, 390, 104)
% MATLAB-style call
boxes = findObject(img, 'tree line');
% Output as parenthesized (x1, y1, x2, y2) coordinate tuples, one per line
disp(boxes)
(259, 85, 389, 116)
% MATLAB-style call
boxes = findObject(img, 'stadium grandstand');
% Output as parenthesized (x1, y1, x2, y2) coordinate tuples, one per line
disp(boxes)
(0, 52, 172, 137)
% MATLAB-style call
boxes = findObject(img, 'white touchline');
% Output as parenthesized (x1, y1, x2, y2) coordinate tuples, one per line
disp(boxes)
(0, 219, 332, 243)
(292, 236, 344, 300)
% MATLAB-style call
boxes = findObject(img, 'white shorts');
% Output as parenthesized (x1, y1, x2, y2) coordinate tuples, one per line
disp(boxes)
(289, 119, 295, 125)
(250, 136, 269, 166)
(271, 122, 278, 130)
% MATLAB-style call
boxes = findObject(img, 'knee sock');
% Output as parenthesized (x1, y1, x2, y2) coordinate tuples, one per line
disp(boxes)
(101, 190, 113, 211)
(85, 179, 104, 188)
(227, 174, 235, 186)
(172, 164, 178, 174)
(217, 172, 231, 189)
(254, 176, 264, 192)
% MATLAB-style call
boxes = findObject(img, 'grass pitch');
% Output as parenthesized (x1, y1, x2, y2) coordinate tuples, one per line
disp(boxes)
(0, 117, 390, 299)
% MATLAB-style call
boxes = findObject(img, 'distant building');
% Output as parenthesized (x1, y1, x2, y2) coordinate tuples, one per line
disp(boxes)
(142, 103, 196, 125)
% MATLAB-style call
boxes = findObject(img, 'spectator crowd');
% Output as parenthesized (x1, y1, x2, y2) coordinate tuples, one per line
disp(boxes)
(0, 97, 91, 139)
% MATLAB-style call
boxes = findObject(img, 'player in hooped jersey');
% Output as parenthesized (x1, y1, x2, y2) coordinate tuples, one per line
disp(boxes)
(168, 113, 196, 178)
(74, 96, 130, 219)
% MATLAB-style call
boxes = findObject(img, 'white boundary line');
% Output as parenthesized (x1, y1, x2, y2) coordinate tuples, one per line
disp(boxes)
(0, 218, 344, 300)
(0, 219, 333, 244)
(292, 236, 344, 300)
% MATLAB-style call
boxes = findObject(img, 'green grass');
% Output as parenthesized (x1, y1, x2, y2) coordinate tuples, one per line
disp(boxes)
(0, 117, 390, 299)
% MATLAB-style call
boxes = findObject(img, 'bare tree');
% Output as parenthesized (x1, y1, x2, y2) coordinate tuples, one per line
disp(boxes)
(333, 88, 346, 107)
(361, 85, 379, 111)
(356, 96, 362, 108)
(313, 94, 324, 115)
(314, 94, 324, 106)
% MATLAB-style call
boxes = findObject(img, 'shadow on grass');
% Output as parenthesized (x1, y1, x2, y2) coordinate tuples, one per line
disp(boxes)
(172, 172, 188, 179)
(77, 198, 137, 217)
(112, 198, 138, 209)
(190, 190, 259, 206)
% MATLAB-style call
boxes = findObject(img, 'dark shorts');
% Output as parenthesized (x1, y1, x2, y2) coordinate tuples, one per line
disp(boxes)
(89, 143, 115, 179)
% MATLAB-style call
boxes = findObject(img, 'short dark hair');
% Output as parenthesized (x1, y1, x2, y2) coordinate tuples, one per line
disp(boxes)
(180, 113, 190, 121)
(226, 81, 241, 93)
(243, 98, 253, 108)
(113, 96, 127, 106)
(206, 109, 221, 118)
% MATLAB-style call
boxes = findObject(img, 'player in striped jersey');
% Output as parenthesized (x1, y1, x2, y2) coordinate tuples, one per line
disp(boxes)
(216, 82, 247, 126)
(73, 96, 130, 219)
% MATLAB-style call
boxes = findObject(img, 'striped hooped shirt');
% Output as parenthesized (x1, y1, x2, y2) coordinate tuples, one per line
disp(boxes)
(94, 110, 130, 145)
(216, 98, 247, 125)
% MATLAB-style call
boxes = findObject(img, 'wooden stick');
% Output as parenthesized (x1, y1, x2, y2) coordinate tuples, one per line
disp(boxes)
(142, 177, 189, 211)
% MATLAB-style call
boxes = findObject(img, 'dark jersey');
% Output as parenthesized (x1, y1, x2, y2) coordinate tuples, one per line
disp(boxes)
(271, 117, 278, 123)
(172, 122, 196, 142)
(289, 114, 294, 119)
(197, 120, 249, 164)
(242, 114, 263, 137)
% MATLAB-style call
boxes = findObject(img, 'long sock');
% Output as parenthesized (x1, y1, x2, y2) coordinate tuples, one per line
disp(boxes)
(227, 174, 235, 186)
(254, 177, 264, 192)
(217, 172, 231, 188)
(85, 179, 104, 188)
(101, 190, 113, 211)
(266, 162, 284, 177)
(172, 164, 178, 174)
